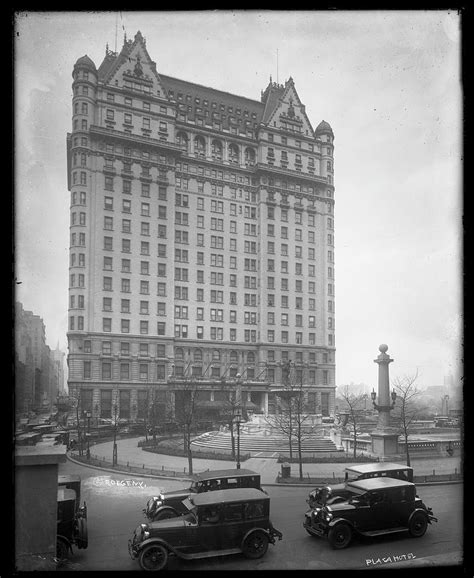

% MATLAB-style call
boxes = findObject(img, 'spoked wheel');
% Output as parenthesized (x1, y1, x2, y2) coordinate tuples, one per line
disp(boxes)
(153, 508, 178, 521)
(75, 517, 88, 549)
(138, 543, 169, 571)
(242, 530, 269, 559)
(408, 513, 428, 537)
(328, 523, 352, 549)
(56, 538, 69, 562)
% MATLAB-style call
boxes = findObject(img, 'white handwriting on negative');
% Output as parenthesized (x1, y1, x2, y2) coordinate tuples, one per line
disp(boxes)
(94, 478, 146, 488)
(366, 553, 416, 566)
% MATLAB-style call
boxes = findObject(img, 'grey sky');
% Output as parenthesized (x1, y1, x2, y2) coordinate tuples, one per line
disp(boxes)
(14, 10, 462, 389)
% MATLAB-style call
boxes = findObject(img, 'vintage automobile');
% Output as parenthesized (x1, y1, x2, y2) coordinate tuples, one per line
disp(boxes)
(306, 462, 414, 509)
(130, 487, 282, 570)
(144, 468, 263, 521)
(303, 477, 437, 549)
(56, 475, 88, 559)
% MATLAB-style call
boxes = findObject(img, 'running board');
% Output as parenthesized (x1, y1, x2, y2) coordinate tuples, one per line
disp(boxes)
(359, 527, 407, 537)
(176, 547, 242, 560)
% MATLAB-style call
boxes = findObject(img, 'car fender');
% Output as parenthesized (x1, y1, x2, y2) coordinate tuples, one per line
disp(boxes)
(136, 536, 177, 555)
(152, 505, 180, 520)
(408, 508, 436, 525)
(328, 517, 355, 530)
(241, 526, 275, 546)
(56, 534, 73, 554)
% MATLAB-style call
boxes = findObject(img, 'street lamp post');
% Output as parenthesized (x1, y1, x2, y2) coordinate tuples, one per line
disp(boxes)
(235, 373, 243, 469)
(235, 410, 242, 469)
(112, 403, 118, 466)
(86, 410, 91, 459)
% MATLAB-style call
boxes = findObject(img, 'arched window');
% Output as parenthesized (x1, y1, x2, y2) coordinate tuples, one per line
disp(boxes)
(212, 349, 221, 361)
(194, 135, 206, 157)
(176, 132, 189, 151)
(175, 347, 184, 360)
(230, 351, 238, 363)
(247, 352, 255, 364)
(211, 139, 222, 160)
(228, 143, 239, 164)
(244, 147, 256, 165)
(193, 348, 202, 362)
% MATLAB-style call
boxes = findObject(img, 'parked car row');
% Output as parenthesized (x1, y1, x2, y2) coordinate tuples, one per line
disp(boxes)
(58, 463, 438, 570)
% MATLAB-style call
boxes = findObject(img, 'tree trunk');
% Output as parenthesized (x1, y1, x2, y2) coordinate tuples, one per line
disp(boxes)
(297, 432, 304, 480)
(404, 430, 411, 467)
(229, 421, 235, 458)
(186, 424, 193, 474)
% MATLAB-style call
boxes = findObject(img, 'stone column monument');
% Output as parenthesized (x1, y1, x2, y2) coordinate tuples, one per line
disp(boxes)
(370, 344, 399, 457)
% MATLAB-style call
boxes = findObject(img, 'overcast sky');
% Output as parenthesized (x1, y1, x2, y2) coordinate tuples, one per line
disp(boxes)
(14, 10, 462, 391)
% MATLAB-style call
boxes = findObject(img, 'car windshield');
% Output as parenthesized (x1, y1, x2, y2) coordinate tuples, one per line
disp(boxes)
(349, 491, 369, 505)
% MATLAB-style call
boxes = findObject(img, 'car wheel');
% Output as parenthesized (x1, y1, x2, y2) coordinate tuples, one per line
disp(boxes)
(153, 508, 178, 521)
(328, 523, 352, 549)
(242, 530, 269, 559)
(76, 517, 88, 549)
(408, 513, 428, 537)
(139, 543, 169, 571)
(56, 538, 69, 561)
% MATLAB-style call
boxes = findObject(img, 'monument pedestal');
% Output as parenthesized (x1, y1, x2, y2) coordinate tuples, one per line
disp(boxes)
(370, 430, 399, 457)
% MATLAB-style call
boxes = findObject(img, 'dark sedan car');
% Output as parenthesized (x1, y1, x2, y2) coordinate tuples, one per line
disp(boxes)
(143, 468, 263, 521)
(130, 488, 282, 570)
(304, 477, 437, 549)
(306, 462, 414, 509)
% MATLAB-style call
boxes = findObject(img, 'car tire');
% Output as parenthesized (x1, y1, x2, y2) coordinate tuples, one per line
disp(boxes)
(328, 523, 352, 549)
(153, 508, 178, 521)
(56, 538, 69, 561)
(138, 543, 169, 571)
(242, 530, 269, 559)
(408, 512, 428, 537)
(76, 517, 88, 549)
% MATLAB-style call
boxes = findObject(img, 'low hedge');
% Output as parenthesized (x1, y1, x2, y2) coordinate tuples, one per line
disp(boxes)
(277, 454, 379, 464)
(142, 444, 250, 462)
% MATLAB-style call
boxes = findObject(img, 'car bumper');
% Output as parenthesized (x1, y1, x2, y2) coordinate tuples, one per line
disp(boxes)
(303, 520, 327, 537)
(128, 539, 139, 560)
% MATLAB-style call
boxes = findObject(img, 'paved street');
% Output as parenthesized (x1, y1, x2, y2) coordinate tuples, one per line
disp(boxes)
(85, 436, 462, 484)
(57, 459, 464, 571)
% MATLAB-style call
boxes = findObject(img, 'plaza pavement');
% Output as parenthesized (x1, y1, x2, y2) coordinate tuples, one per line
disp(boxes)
(83, 436, 462, 485)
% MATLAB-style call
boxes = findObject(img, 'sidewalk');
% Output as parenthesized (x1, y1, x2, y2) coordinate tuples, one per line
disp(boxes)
(82, 437, 462, 486)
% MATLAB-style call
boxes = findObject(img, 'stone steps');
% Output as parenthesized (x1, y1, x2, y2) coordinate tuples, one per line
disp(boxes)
(191, 431, 343, 454)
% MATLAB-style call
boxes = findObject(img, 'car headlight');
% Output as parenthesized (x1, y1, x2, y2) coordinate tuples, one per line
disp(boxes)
(140, 523, 150, 540)
(325, 513, 333, 522)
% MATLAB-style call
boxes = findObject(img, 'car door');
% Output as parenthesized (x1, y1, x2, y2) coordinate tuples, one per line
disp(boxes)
(218, 502, 246, 550)
(367, 491, 396, 530)
(195, 505, 223, 552)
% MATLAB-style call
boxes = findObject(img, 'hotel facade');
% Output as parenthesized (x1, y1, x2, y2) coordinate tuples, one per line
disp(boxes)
(66, 31, 336, 424)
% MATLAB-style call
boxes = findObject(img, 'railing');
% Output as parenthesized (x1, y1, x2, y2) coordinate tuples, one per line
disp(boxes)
(69, 449, 193, 478)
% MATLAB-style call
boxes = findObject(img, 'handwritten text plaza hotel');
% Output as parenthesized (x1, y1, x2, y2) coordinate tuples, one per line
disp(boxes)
(66, 31, 336, 423)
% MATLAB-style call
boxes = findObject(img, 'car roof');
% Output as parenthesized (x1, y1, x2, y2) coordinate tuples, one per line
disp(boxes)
(58, 474, 81, 484)
(58, 487, 77, 502)
(191, 488, 268, 506)
(345, 462, 413, 474)
(191, 469, 258, 481)
(348, 477, 415, 491)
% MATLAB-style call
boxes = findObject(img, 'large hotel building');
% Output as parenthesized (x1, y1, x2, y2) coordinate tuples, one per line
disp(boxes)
(67, 31, 336, 424)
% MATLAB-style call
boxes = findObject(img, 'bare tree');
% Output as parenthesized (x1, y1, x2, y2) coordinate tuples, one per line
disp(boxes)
(217, 383, 240, 458)
(174, 378, 202, 475)
(339, 386, 367, 458)
(265, 361, 295, 459)
(392, 371, 423, 467)
(266, 362, 314, 479)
